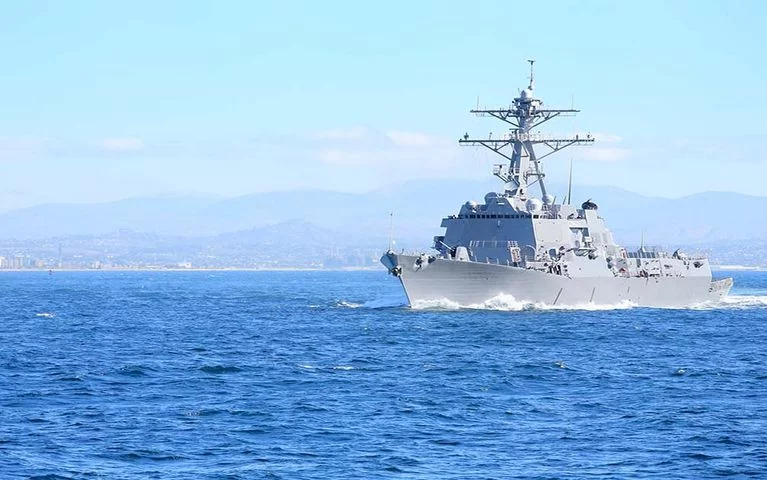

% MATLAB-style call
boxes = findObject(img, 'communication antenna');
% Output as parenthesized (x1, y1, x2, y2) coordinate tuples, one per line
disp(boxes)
(567, 158, 573, 205)
(459, 61, 594, 199)
(527, 59, 535, 88)
(388, 212, 395, 251)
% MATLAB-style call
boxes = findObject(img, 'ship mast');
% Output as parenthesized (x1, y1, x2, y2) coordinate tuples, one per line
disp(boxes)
(459, 60, 594, 201)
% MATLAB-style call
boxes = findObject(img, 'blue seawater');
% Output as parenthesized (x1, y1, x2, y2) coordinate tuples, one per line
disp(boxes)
(1, 270, 766, 479)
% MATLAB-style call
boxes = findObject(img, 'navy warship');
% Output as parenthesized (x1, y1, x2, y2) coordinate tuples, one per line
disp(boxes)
(381, 61, 733, 308)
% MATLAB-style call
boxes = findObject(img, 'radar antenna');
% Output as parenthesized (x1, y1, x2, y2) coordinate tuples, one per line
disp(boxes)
(459, 62, 594, 201)
(527, 59, 535, 89)
(388, 212, 395, 251)
(567, 158, 573, 205)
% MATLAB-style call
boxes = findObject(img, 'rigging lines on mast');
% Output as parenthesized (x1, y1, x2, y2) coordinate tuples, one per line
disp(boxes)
(458, 61, 595, 199)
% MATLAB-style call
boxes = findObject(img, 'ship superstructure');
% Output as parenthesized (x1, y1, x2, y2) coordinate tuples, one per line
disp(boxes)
(381, 62, 732, 307)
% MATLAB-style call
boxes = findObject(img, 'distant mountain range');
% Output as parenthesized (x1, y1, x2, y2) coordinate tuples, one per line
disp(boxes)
(2, 180, 767, 248)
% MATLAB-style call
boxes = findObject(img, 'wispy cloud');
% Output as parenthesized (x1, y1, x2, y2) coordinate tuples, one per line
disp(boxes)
(583, 146, 631, 162)
(100, 137, 144, 152)
(385, 130, 435, 148)
(307, 127, 464, 174)
(591, 132, 623, 143)
(317, 149, 369, 165)
(0, 136, 49, 160)
(312, 127, 368, 141)
(313, 127, 460, 170)
(310, 127, 443, 149)
(577, 132, 629, 162)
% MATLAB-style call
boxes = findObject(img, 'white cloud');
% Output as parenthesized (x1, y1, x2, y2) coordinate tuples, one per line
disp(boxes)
(385, 130, 435, 148)
(312, 127, 368, 141)
(583, 147, 630, 162)
(100, 137, 144, 151)
(591, 132, 623, 143)
(311, 127, 442, 150)
(316, 141, 466, 171)
(318, 149, 370, 165)
(0, 136, 49, 160)
(313, 128, 458, 170)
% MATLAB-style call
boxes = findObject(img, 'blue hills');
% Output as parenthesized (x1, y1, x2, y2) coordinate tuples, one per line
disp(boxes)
(1, 181, 766, 248)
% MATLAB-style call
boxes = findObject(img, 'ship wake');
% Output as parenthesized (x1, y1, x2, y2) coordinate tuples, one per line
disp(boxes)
(335, 294, 767, 312)
(411, 293, 767, 311)
(411, 294, 637, 312)
(334, 295, 408, 309)
(690, 294, 767, 310)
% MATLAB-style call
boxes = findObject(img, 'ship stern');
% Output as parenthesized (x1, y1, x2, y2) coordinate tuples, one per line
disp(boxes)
(710, 277, 734, 299)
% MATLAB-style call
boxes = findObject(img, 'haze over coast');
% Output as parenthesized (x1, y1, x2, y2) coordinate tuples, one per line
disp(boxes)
(1, 180, 766, 270)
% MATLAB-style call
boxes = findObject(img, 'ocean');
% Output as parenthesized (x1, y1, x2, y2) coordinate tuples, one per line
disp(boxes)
(1, 270, 766, 479)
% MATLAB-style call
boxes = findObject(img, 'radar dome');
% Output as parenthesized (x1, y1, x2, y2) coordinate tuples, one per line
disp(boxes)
(520, 88, 533, 99)
(526, 198, 543, 213)
(542, 193, 555, 205)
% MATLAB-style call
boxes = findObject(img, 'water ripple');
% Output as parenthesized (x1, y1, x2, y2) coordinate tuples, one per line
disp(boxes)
(0, 270, 765, 478)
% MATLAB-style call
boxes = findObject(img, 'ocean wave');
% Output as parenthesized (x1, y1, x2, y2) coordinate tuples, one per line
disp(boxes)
(689, 294, 767, 310)
(297, 364, 355, 371)
(199, 365, 242, 374)
(405, 292, 767, 311)
(720, 294, 767, 307)
(335, 296, 407, 309)
(336, 301, 362, 309)
(338, 293, 767, 312)
(410, 298, 463, 310)
(411, 294, 637, 312)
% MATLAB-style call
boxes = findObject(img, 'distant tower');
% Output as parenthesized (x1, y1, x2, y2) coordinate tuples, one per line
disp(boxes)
(58, 243, 62, 269)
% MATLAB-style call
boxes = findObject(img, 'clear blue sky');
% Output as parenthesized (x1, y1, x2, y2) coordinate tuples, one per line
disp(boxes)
(1, 0, 765, 209)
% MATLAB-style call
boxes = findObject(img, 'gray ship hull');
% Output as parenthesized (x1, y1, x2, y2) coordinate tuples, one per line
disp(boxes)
(382, 252, 733, 308)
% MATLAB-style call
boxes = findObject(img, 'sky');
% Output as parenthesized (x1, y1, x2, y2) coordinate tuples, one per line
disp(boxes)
(1, 0, 766, 210)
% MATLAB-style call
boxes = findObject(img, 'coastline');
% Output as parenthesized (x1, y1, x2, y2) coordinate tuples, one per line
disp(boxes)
(0, 266, 385, 273)
(711, 265, 767, 272)
(0, 265, 763, 273)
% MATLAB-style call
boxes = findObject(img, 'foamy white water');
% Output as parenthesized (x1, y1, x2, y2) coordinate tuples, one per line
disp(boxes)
(336, 301, 362, 308)
(342, 292, 767, 312)
(410, 298, 463, 310)
(336, 295, 407, 309)
(691, 294, 767, 310)
(411, 294, 637, 312)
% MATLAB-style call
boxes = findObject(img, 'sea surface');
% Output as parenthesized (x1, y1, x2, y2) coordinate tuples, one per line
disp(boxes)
(1, 269, 766, 479)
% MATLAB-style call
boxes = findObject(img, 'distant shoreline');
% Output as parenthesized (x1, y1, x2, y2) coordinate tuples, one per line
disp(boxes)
(0, 266, 384, 273)
(0, 265, 763, 273)
(711, 265, 767, 272)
